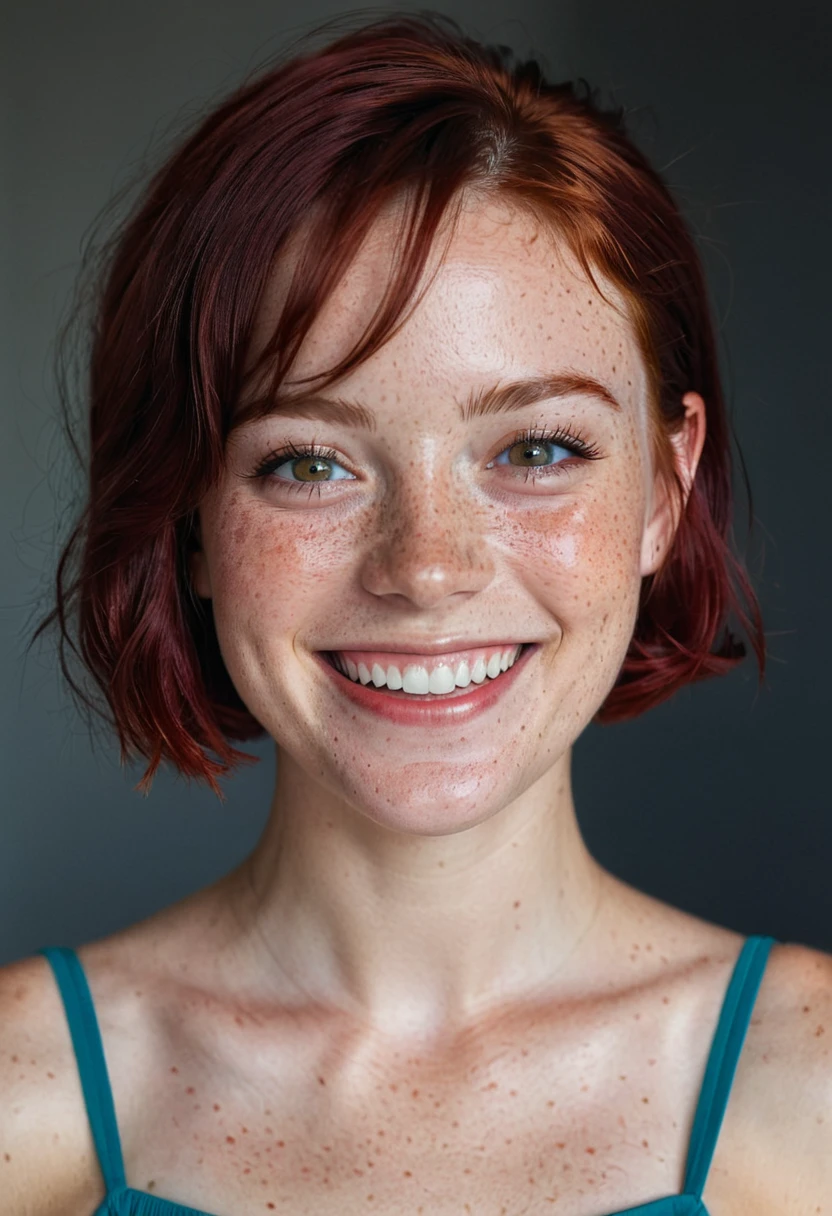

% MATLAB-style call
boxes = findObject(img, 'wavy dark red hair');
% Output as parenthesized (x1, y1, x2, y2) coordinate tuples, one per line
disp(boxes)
(29, 10, 765, 798)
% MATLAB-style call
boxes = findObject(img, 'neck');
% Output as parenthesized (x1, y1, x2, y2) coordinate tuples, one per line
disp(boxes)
(225, 744, 609, 1043)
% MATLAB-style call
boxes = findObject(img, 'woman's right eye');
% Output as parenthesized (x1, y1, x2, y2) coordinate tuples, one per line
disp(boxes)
(248, 442, 356, 491)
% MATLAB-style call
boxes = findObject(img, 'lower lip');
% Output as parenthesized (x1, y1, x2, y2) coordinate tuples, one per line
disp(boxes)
(314, 644, 540, 726)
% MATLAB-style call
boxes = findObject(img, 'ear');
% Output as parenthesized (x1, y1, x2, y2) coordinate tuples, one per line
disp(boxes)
(640, 391, 707, 577)
(187, 513, 214, 599)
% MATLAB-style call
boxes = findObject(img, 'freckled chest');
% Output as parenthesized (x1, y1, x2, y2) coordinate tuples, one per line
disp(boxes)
(124, 981, 704, 1216)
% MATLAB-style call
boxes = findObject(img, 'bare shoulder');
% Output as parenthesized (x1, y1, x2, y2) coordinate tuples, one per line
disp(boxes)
(705, 937, 832, 1215)
(0, 952, 107, 1215)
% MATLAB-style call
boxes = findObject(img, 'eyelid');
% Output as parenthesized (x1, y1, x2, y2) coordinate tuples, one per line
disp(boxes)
(245, 424, 603, 489)
(487, 424, 601, 466)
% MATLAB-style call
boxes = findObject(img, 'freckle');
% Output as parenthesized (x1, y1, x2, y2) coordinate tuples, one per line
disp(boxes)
(3, 1153, 10, 1162)
(235, 1015, 244, 1026)
(642, 1139, 649, 1148)
(242, 1126, 249, 1133)
(804, 1006, 811, 1013)
(277, 1140, 285, 1148)
(619, 1075, 627, 1081)
(11, 1055, 18, 1063)
(585, 1147, 596, 1155)
(227, 1135, 236, 1144)
(170, 1066, 179, 1074)
(186, 1086, 195, 1094)
(662, 996, 669, 1004)
(642, 1097, 649, 1104)
(318, 1075, 326, 1085)
(147, 1179, 156, 1190)
(214, 1103, 221, 1111)
(816, 1025, 825, 1036)
(47, 1071, 55, 1078)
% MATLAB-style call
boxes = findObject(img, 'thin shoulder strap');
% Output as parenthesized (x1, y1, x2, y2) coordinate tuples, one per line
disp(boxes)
(683, 933, 777, 1198)
(38, 946, 127, 1194)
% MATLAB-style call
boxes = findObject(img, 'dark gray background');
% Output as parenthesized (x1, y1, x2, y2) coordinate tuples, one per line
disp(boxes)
(2, 0, 829, 966)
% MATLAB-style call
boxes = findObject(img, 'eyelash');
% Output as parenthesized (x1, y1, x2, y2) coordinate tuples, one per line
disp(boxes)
(246, 426, 602, 497)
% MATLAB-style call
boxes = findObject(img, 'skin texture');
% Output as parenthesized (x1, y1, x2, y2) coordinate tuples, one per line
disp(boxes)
(188, 191, 706, 1038)
(3, 190, 832, 1216)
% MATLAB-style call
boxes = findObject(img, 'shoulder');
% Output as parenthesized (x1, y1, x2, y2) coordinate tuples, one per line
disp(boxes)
(707, 938, 832, 1215)
(746, 939, 832, 1137)
(0, 952, 107, 1214)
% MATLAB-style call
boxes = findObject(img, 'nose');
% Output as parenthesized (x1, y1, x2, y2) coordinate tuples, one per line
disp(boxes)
(358, 473, 496, 611)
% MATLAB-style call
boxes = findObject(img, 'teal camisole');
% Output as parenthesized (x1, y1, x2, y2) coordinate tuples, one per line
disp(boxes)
(37, 933, 778, 1216)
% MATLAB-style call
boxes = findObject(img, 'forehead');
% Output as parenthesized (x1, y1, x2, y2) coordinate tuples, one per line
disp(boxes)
(249, 192, 647, 415)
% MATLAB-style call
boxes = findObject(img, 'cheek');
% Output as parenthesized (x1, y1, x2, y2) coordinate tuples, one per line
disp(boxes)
(208, 497, 356, 632)
(503, 489, 645, 621)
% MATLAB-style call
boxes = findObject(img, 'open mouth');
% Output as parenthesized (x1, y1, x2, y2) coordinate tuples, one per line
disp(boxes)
(319, 642, 537, 700)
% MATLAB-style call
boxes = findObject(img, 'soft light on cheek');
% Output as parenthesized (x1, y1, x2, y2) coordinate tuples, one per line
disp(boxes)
(503, 496, 644, 604)
(544, 528, 579, 570)
(211, 505, 363, 631)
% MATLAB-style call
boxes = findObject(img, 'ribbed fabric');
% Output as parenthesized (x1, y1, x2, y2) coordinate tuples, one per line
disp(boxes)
(38, 933, 777, 1216)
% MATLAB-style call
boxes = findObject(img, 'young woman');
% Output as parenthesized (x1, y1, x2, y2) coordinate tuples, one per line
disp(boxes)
(3, 12, 830, 1216)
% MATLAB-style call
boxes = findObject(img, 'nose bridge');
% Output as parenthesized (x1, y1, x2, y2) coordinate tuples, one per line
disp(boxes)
(360, 457, 495, 608)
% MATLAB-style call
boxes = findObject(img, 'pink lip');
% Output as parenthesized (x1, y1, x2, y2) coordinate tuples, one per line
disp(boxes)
(313, 643, 539, 726)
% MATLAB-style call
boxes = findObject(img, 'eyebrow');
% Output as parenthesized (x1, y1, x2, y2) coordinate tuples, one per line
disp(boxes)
(232, 370, 622, 433)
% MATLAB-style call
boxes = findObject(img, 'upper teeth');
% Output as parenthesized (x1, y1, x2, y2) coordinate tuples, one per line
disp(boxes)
(331, 646, 523, 693)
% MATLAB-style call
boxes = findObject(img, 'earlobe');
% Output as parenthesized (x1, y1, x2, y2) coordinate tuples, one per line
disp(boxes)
(639, 391, 707, 578)
(670, 390, 707, 503)
(639, 491, 674, 578)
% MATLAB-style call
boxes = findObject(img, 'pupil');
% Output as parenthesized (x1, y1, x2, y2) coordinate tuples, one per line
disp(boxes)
(511, 441, 550, 466)
(298, 457, 329, 480)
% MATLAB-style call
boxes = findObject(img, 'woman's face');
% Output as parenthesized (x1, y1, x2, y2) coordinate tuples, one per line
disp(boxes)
(190, 194, 699, 833)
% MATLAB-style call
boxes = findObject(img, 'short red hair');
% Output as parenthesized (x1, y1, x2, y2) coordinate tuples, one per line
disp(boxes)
(30, 12, 765, 798)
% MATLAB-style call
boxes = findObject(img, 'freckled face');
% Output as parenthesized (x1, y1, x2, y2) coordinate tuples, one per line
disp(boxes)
(190, 194, 663, 832)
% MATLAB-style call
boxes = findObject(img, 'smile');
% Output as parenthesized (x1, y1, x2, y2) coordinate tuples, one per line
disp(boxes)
(328, 643, 524, 694)
(315, 643, 539, 725)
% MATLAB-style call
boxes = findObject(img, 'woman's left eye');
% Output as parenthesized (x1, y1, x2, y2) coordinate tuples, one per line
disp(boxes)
(488, 427, 601, 476)
(246, 426, 601, 496)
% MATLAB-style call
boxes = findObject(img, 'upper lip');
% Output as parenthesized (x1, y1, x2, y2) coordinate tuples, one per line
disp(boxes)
(321, 639, 533, 656)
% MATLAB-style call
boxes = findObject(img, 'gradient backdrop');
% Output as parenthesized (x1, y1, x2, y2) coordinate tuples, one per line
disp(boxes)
(2, 0, 830, 964)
